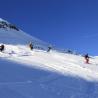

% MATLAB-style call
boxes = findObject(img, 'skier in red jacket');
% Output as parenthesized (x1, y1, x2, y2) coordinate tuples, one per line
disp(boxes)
(84, 54, 89, 64)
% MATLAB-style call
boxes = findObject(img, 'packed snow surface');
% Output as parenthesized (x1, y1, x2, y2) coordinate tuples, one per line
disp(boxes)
(1, 45, 98, 82)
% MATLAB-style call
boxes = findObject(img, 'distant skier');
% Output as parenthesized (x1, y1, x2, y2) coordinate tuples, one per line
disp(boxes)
(47, 45, 52, 52)
(0, 44, 5, 52)
(84, 54, 89, 64)
(29, 42, 33, 50)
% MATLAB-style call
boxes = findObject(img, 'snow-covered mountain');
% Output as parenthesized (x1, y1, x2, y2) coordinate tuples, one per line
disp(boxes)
(0, 18, 49, 49)
(0, 18, 98, 98)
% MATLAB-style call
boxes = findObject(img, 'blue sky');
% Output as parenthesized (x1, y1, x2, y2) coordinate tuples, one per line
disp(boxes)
(0, 0, 98, 55)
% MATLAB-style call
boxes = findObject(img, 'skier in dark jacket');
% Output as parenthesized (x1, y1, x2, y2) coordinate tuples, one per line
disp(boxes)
(84, 54, 89, 64)
(47, 45, 52, 52)
(0, 44, 5, 52)
(29, 42, 33, 50)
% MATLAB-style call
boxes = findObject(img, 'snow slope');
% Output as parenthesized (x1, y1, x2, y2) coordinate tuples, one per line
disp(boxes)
(0, 18, 98, 98)
(1, 44, 98, 82)
(0, 47, 98, 98)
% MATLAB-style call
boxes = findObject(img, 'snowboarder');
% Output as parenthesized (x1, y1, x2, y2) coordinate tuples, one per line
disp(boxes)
(0, 44, 5, 52)
(47, 45, 52, 52)
(29, 42, 33, 50)
(84, 54, 89, 64)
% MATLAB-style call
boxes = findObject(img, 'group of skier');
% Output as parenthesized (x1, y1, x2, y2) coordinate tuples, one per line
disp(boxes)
(0, 42, 90, 64)
(0, 42, 52, 53)
(28, 42, 52, 52)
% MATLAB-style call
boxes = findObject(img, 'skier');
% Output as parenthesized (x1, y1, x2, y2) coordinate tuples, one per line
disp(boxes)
(0, 44, 5, 52)
(47, 45, 52, 52)
(29, 42, 33, 50)
(84, 54, 89, 64)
